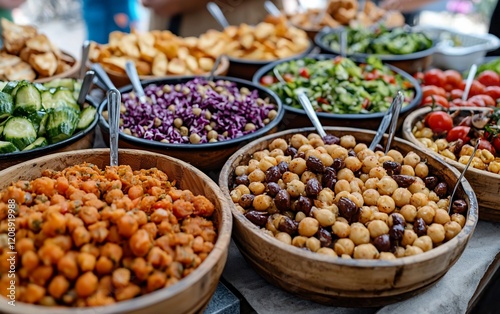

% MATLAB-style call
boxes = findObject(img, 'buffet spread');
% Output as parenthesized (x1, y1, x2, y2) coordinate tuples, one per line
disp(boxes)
(1, 0, 500, 313)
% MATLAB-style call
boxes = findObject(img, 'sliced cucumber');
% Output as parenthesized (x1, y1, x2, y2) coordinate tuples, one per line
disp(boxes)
(0, 92, 13, 119)
(1, 81, 19, 95)
(42, 89, 80, 112)
(43, 78, 76, 90)
(38, 114, 48, 136)
(26, 110, 47, 132)
(46, 108, 79, 143)
(0, 82, 6, 91)
(14, 84, 42, 115)
(77, 106, 96, 130)
(22, 137, 48, 151)
(0, 141, 18, 154)
(2, 117, 37, 150)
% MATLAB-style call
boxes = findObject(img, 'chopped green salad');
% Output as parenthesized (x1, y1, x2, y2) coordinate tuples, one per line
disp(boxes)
(258, 56, 416, 114)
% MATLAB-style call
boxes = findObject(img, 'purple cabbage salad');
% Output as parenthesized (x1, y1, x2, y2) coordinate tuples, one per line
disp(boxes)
(116, 77, 279, 144)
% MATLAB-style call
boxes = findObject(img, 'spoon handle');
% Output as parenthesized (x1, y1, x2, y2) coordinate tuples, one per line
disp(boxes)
(92, 63, 116, 90)
(77, 70, 95, 106)
(108, 89, 121, 167)
(79, 40, 90, 80)
(462, 64, 477, 101)
(448, 140, 479, 214)
(207, 2, 230, 29)
(265, 1, 281, 17)
(125, 60, 146, 103)
(297, 90, 327, 138)
(340, 29, 348, 58)
(207, 55, 224, 82)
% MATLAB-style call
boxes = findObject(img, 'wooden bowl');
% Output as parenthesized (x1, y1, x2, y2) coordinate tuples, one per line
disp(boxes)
(34, 50, 80, 83)
(97, 76, 284, 172)
(252, 54, 422, 131)
(314, 29, 436, 74)
(0, 96, 98, 171)
(0, 148, 232, 314)
(219, 127, 478, 307)
(402, 106, 500, 221)
(88, 56, 230, 88)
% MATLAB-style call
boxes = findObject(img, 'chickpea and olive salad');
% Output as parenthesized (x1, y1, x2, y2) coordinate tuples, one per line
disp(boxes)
(0, 163, 217, 307)
(229, 133, 468, 260)
(103, 78, 278, 145)
(259, 56, 415, 114)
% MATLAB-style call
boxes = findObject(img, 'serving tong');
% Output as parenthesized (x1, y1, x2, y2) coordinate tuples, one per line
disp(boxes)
(368, 91, 404, 153)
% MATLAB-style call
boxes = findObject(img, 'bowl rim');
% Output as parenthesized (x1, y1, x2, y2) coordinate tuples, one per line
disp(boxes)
(0, 95, 99, 160)
(314, 27, 438, 61)
(33, 50, 80, 83)
(219, 126, 479, 268)
(0, 148, 233, 314)
(252, 53, 423, 120)
(402, 106, 500, 180)
(97, 75, 285, 150)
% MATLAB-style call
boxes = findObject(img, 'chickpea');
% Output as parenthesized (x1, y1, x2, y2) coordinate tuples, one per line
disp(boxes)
(369, 166, 387, 179)
(317, 247, 338, 257)
(379, 252, 396, 260)
(334, 238, 355, 256)
(372, 212, 389, 224)
(440, 149, 457, 161)
(378, 156, 394, 164)
(400, 165, 415, 176)
(334, 179, 351, 194)
(427, 223, 445, 244)
(358, 206, 375, 224)
(401, 229, 418, 247)
(364, 178, 379, 190)
(408, 180, 427, 195)
(282, 171, 299, 184)
(318, 153, 334, 167)
(444, 221, 462, 241)
(269, 138, 288, 151)
(276, 155, 292, 165)
(292, 236, 308, 248)
(259, 156, 277, 171)
(287, 180, 305, 198)
(377, 177, 398, 195)
(313, 209, 336, 227)
(270, 149, 284, 158)
(344, 156, 362, 172)
(304, 147, 320, 159)
(350, 178, 364, 193)
(404, 152, 421, 168)
(337, 168, 355, 182)
(362, 156, 380, 174)
(290, 134, 309, 149)
(393, 246, 405, 258)
(235, 166, 248, 176)
(353, 243, 379, 259)
(377, 195, 395, 214)
(415, 163, 429, 178)
(417, 206, 435, 225)
(253, 195, 272, 211)
(413, 235, 433, 252)
(354, 143, 368, 154)
(360, 173, 370, 183)
(428, 191, 440, 202)
(75, 272, 98, 298)
(410, 193, 429, 208)
(330, 146, 349, 160)
(334, 191, 350, 203)
(434, 209, 451, 225)
(300, 171, 317, 184)
(356, 148, 375, 162)
(332, 221, 351, 238)
(247, 159, 260, 173)
(253, 151, 268, 161)
(349, 222, 370, 245)
(436, 199, 450, 210)
(317, 188, 335, 205)
(392, 188, 412, 208)
(309, 136, 325, 148)
(298, 217, 319, 237)
(367, 220, 389, 238)
(275, 232, 292, 245)
(451, 213, 466, 228)
(340, 135, 356, 148)
(295, 211, 306, 222)
(235, 184, 251, 196)
(404, 245, 424, 256)
(387, 150, 404, 163)
(248, 169, 265, 183)
(346, 192, 363, 209)
(247, 182, 265, 195)
(289, 158, 307, 175)
(306, 237, 321, 252)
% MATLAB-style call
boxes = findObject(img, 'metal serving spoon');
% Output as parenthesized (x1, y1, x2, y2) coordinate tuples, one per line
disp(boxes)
(79, 40, 90, 80)
(369, 91, 404, 153)
(207, 55, 225, 82)
(207, 2, 230, 29)
(77, 70, 95, 107)
(462, 64, 478, 101)
(125, 60, 146, 104)
(107, 89, 121, 167)
(265, 1, 281, 17)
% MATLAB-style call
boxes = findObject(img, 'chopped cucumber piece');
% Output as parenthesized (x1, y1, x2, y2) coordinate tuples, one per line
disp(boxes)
(26, 110, 47, 133)
(14, 84, 42, 115)
(0, 92, 13, 119)
(38, 114, 48, 136)
(43, 78, 76, 90)
(2, 117, 37, 150)
(42, 88, 79, 112)
(22, 137, 48, 151)
(1, 81, 19, 95)
(46, 108, 79, 143)
(0, 82, 6, 91)
(77, 106, 96, 130)
(0, 141, 18, 153)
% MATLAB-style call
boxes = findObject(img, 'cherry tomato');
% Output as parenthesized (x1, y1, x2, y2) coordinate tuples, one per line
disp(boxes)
(477, 94, 496, 107)
(477, 70, 500, 87)
(468, 80, 486, 97)
(467, 95, 486, 107)
(450, 89, 464, 100)
(446, 126, 471, 143)
(450, 99, 468, 107)
(260, 75, 275, 86)
(365, 72, 376, 80)
(458, 80, 466, 90)
(484, 86, 500, 101)
(425, 111, 453, 133)
(478, 138, 496, 155)
(444, 70, 463, 87)
(382, 74, 396, 84)
(299, 68, 310, 79)
(492, 136, 500, 152)
(414, 72, 424, 82)
(283, 73, 294, 83)
(422, 95, 449, 108)
(443, 83, 454, 92)
(422, 85, 447, 100)
(424, 69, 446, 87)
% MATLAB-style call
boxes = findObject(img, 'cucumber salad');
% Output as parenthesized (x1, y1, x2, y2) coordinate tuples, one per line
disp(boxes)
(0, 79, 96, 154)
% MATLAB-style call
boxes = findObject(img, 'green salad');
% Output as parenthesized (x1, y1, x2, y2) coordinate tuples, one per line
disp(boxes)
(258, 56, 416, 114)
(322, 26, 433, 55)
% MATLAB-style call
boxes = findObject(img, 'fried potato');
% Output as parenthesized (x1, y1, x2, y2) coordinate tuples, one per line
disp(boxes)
(19, 47, 35, 63)
(167, 58, 186, 75)
(101, 56, 128, 74)
(55, 59, 71, 74)
(5, 61, 36, 81)
(1, 18, 38, 54)
(0, 52, 21, 69)
(25, 34, 52, 53)
(29, 52, 58, 77)
(152, 52, 168, 76)
(198, 57, 214, 72)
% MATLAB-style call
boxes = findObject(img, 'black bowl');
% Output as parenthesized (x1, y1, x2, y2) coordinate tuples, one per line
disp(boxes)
(0, 96, 99, 170)
(97, 76, 285, 172)
(252, 54, 422, 130)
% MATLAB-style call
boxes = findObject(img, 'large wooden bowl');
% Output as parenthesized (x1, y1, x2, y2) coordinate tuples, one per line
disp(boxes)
(402, 106, 500, 221)
(34, 50, 80, 83)
(252, 54, 422, 131)
(0, 96, 98, 171)
(97, 76, 284, 172)
(0, 148, 232, 314)
(219, 127, 478, 307)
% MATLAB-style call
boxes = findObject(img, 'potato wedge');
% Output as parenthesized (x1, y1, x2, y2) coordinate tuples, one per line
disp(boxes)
(29, 51, 58, 77)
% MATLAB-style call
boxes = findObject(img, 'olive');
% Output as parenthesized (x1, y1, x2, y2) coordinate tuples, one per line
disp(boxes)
(322, 167, 337, 190)
(284, 146, 297, 156)
(391, 175, 416, 188)
(317, 227, 333, 247)
(235, 175, 250, 186)
(305, 178, 322, 197)
(277, 161, 289, 174)
(373, 234, 391, 252)
(452, 139, 465, 155)
(323, 134, 340, 145)
(348, 150, 356, 157)
(332, 158, 345, 171)
(374, 144, 384, 152)
(266, 182, 281, 197)
(452, 199, 467, 214)
(389, 224, 404, 241)
(414, 218, 427, 237)
(338, 197, 358, 223)
(244, 211, 268, 227)
(424, 176, 439, 190)
(275, 190, 291, 211)
(383, 161, 402, 175)
(434, 182, 448, 198)
(295, 196, 313, 216)
(294, 152, 306, 159)
(239, 194, 255, 208)
(278, 216, 298, 235)
(306, 156, 325, 173)
(265, 166, 281, 183)
(390, 213, 406, 227)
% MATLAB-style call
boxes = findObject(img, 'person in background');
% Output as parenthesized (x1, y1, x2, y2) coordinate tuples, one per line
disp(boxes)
(141, 0, 281, 36)
(487, 2, 500, 56)
(0, 0, 25, 21)
(81, 0, 139, 44)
